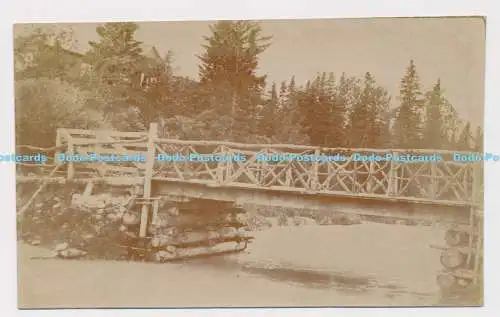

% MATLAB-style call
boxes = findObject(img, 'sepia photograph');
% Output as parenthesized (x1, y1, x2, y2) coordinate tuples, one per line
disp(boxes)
(14, 17, 485, 308)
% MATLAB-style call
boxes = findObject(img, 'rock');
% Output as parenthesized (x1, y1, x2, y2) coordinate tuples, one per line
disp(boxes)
(151, 236, 162, 248)
(218, 227, 237, 238)
(59, 248, 87, 259)
(122, 212, 140, 225)
(207, 230, 221, 241)
(234, 213, 247, 223)
(166, 206, 180, 216)
(237, 228, 249, 236)
(124, 231, 137, 238)
(151, 235, 172, 248)
(48, 251, 60, 258)
(30, 240, 41, 246)
(154, 250, 176, 262)
(346, 215, 362, 225)
(293, 216, 305, 226)
(165, 245, 176, 253)
(277, 214, 288, 226)
(164, 227, 178, 236)
(106, 213, 118, 221)
(54, 242, 69, 252)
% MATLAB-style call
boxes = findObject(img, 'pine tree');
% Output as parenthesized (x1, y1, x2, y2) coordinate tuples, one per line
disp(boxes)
(272, 77, 308, 144)
(278, 81, 288, 106)
(138, 47, 178, 123)
(88, 22, 143, 87)
(393, 60, 424, 148)
(325, 72, 335, 96)
(348, 72, 390, 148)
(349, 72, 374, 148)
(337, 73, 361, 147)
(325, 72, 349, 147)
(86, 22, 145, 130)
(423, 79, 450, 149)
(474, 125, 483, 152)
(298, 73, 336, 147)
(288, 76, 296, 94)
(457, 122, 472, 151)
(320, 73, 338, 147)
(197, 20, 272, 141)
(258, 82, 278, 137)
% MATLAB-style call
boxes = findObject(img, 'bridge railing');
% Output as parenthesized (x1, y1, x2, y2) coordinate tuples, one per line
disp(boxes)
(153, 138, 483, 205)
(50, 124, 483, 206)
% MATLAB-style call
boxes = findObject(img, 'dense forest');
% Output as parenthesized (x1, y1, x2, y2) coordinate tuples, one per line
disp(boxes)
(14, 21, 483, 152)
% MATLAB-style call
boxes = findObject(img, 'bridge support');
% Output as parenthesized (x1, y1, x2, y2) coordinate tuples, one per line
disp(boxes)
(387, 154, 399, 196)
(139, 123, 158, 238)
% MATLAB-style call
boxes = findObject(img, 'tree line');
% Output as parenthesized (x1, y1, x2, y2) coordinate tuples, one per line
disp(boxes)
(14, 21, 483, 152)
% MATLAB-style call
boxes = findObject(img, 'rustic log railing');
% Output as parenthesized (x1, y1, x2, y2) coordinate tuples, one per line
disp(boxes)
(17, 123, 484, 208)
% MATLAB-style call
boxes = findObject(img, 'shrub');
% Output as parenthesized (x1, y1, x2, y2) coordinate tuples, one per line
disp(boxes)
(15, 78, 106, 149)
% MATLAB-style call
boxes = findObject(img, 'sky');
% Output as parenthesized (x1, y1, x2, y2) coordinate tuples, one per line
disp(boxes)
(14, 17, 486, 127)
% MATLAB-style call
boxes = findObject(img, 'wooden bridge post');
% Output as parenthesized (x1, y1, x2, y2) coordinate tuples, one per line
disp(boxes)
(139, 122, 158, 238)
(56, 128, 74, 180)
(286, 167, 292, 187)
(430, 162, 437, 200)
(55, 129, 61, 149)
(216, 145, 226, 183)
(67, 135, 75, 180)
(310, 148, 320, 191)
(367, 161, 375, 193)
(55, 128, 63, 168)
(471, 162, 482, 206)
(259, 149, 268, 186)
(387, 152, 398, 196)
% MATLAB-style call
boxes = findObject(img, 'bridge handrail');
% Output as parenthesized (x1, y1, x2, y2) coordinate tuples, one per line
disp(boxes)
(155, 137, 482, 155)
(16, 126, 484, 208)
(49, 127, 484, 155)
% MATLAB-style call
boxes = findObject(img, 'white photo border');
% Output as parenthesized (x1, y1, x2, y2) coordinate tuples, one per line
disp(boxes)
(2, 0, 498, 316)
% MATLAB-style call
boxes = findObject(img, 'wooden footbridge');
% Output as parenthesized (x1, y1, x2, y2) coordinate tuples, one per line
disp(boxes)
(17, 123, 484, 233)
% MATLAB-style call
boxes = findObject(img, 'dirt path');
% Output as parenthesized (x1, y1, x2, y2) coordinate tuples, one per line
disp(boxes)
(18, 222, 445, 308)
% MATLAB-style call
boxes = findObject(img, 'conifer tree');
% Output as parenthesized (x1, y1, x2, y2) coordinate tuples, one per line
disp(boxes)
(278, 81, 288, 106)
(197, 20, 272, 141)
(393, 60, 424, 148)
(349, 72, 374, 148)
(474, 125, 484, 152)
(423, 79, 450, 149)
(288, 75, 296, 94)
(88, 22, 143, 87)
(457, 122, 472, 151)
(272, 77, 308, 144)
(348, 72, 390, 148)
(258, 82, 279, 137)
(337, 73, 361, 147)
(325, 72, 348, 147)
(298, 74, 332, 147)
(86, 22, 145, 130)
